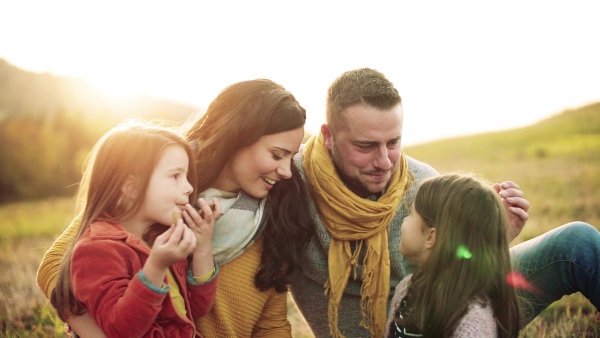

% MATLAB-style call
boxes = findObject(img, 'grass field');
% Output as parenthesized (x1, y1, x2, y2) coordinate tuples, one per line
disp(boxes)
(1, 104, 599, 337)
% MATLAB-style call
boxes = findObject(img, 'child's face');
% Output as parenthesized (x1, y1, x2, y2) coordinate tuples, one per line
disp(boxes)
(139, 144, 193, 227)
(400, 203, 431, 265)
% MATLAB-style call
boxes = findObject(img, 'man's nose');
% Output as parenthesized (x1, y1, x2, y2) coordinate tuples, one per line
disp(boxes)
(373, 146, 392, 170)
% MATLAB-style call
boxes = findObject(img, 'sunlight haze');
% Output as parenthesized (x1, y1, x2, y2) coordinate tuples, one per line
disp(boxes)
(1, 0, 599, 145)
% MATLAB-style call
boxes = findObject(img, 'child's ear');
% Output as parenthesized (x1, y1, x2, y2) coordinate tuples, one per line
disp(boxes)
(121, 175, 139, 199)
(424, 227, 436, 250)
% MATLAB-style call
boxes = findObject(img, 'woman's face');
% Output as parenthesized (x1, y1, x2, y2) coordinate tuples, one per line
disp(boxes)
(213, 126, 304, 198)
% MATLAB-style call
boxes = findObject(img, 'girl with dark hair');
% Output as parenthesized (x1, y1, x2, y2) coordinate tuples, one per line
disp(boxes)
(387, 173, 520, 338)
(38, 79, 315, 337)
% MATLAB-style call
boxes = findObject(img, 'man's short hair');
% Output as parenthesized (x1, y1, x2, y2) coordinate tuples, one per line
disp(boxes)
(326, 68, 402, 132)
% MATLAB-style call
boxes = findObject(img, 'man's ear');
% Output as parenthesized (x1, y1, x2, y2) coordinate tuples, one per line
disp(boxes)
(424, 227, 436, 250)
(121, 175, 139, 199)
(321, 124, 334, 151)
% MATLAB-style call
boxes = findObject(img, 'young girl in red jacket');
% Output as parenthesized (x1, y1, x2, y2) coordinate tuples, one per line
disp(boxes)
(50, 120, 221, 337)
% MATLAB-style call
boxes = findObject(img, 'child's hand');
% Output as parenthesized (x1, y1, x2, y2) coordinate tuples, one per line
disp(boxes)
(182, 197, 221, 252)
(142, 220, 196, 288)
(148, 219, 197, 270)
(183, 198, 221, 278)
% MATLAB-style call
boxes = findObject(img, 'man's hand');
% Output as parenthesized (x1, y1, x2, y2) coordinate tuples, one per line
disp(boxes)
(493, 181, 530, 242)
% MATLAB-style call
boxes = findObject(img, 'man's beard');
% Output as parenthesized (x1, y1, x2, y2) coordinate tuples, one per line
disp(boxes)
(330, 146, 387, 198)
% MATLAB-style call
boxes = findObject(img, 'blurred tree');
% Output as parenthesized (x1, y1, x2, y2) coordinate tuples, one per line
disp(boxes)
(0, 109, 94, 203)
(0, 58, 199, 204)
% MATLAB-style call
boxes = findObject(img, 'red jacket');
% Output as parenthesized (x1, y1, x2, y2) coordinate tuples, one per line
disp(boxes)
(71, 221, 217, 338)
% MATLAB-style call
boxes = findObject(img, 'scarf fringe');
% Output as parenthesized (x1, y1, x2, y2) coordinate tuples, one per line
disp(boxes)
(359, 243, 382, 336)
(304, 133, 409, 338)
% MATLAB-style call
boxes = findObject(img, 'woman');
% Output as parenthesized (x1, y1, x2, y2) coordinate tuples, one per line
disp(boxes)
(37, 78, 315, 337)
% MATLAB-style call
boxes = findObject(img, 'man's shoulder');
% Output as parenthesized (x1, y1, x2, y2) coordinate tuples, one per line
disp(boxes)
(295, 144, 306, 159)
(405, 155, 439, 177)
(293, 149, 306, 171)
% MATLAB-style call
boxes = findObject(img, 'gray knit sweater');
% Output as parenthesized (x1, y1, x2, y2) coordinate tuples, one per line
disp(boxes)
(386, 275, 498, 337)
(290, 152, 439, 338)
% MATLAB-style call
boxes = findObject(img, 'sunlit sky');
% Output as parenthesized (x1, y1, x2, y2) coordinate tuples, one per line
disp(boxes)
(1, 1, 599, 145)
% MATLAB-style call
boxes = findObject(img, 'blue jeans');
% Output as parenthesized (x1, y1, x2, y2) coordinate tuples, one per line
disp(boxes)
(511, 222, 600, 327)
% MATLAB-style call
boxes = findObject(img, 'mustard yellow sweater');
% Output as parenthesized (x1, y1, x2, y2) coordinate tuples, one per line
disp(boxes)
(37, 216, 292, 338)
(195, 235, 292, 337)
(37, 214, 82, 299)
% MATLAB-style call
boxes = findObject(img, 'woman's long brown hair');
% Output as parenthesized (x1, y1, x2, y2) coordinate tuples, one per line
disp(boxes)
(182, 79, 315, 291)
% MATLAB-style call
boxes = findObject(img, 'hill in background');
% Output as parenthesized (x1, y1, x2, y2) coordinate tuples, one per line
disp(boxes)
(1, 57, 599, 238)
(405, 101, 600, 242)
(0, 59, 202, 203)
(0, 58, 199, 125)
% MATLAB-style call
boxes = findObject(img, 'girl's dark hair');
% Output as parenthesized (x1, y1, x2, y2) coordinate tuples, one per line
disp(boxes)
(405, 173, 520, 337)
(182, 78, 314, 291)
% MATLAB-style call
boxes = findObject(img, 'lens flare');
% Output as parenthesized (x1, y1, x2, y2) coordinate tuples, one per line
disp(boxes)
(506, 271, 539, 293)
(456, 245, 472, 259)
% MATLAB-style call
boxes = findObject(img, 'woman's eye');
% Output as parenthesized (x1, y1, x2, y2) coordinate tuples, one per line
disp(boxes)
(272, 153, 283, 160)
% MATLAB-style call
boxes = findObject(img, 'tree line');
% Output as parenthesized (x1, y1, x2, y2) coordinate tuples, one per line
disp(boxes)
(0, 58, 198, 204)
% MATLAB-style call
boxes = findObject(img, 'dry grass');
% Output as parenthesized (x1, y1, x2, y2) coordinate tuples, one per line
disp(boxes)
(0, 239, 65, 337)
(1, 197, 598, 337)
(1, 236, 597, 337)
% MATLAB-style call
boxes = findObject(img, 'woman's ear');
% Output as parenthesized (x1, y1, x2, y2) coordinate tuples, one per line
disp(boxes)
(424, 227, 436, 250)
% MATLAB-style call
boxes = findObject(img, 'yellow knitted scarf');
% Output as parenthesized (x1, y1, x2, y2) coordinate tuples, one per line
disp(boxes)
(303, 133, 410, 338)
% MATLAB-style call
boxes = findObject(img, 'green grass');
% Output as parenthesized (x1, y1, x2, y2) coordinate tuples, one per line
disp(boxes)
(0, 198, 75, 337)
(2, 103, 600, 337)
(0, 197, 76, 241)
(404, 102, 600, 243)
(0, 238, 67, 337)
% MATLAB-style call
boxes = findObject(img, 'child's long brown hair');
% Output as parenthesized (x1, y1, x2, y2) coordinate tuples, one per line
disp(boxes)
(50, 120, 196, 321)
(404, 173, 520, 337)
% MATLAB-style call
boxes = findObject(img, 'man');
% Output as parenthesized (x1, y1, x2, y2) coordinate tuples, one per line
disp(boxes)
(291, 68, 600, 337)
